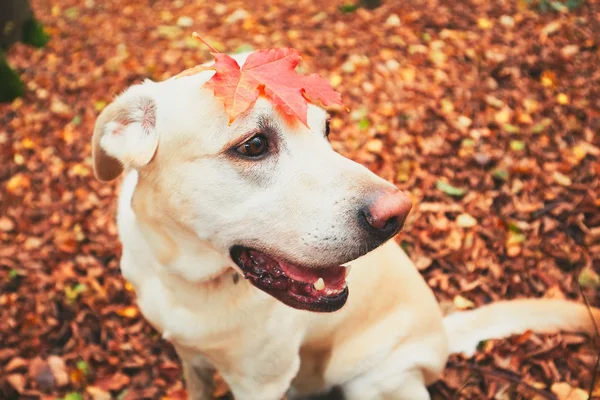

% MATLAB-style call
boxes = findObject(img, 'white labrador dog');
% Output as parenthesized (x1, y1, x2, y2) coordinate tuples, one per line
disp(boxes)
(92, 52, 599, 400)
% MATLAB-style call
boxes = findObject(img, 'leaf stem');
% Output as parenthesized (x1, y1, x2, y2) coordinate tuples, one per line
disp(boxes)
(192, 32, 220, 53)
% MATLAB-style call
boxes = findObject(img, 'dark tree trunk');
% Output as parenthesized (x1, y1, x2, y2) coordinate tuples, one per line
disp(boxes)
(0, 0, 34, 50)
(360, 0, 382, 9)
(0, 0, 48, 102)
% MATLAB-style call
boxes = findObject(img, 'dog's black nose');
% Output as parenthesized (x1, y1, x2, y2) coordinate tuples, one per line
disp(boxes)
(359, 189, 412, 241)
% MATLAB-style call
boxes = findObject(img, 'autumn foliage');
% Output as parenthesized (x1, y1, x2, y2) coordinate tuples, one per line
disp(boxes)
(1, 0, 600, 399)
(178, 39, 344, 126)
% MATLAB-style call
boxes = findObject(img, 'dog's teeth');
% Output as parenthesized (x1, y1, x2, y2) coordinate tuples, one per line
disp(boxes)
(345, 265, 352, 277)
(314, 277, 325, 291)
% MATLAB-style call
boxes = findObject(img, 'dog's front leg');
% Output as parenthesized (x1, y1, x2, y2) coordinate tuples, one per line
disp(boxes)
(221, 354, 301, 400)
(181, 360, 215, 400)
(175, 346, 215, 400)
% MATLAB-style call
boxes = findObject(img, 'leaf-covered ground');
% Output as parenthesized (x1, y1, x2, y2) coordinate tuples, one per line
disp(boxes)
(1, 0, 599, 399)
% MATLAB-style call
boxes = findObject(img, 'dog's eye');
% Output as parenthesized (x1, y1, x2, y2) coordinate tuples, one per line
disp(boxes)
(236, 135, 268, 158)
(325, 119, 331, 138)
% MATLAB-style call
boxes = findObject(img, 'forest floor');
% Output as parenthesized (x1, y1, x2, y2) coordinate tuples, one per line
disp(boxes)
(1, 0, 600, 399)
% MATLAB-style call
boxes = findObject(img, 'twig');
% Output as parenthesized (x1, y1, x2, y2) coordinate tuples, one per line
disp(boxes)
(454, 375, 477, 400)
(577, 281, 599, 400)
(447, 360, 558, 400)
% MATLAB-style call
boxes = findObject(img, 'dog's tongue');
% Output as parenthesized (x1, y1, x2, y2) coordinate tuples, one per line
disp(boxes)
(279, 261, 347, 289)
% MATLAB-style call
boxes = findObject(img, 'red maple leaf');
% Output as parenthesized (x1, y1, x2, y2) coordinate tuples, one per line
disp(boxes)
(177, 46, 343, 126)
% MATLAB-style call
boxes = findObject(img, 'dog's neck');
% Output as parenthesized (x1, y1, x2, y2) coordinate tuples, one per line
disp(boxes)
(126, 172, 237, 285)
(136, 217, 234, 283)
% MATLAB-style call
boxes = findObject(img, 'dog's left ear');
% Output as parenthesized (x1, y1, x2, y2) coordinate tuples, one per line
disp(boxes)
(92, 83, 159, 182)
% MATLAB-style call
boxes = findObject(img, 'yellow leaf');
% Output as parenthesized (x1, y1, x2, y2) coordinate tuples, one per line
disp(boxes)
(124, 281, 135, 292)
(541, 70, 556, 88)
(287, 30, 300, 40)
(242, 17, 255, 31)
(331, 118, 344, 130)
(365, 139, 383, 153)
(62, 127, 75, 144)
(395, 160, 411, 183)
(69, 163, 91, 177)
(117, 306, 139, 319)
(540, 21, 562, 42)
(494, 108, 512, 125)
(6, 174, 31, 193)
(399, 68, 416, 83)
(329, 74, 342, 88)
(477, 18, 494, 29)
(440, 98, 454, 114)
(557, 93, 569, 105)
(453, 295, 475, 310)
(160, 11, 173, 22)
(379, 103, 395, 117)
(457, 213, 477, 228)
(523, 99, 538, 113)
(572, 144, 588, 163)
(428, 49, 447, 66)
(517, 113, 533, 125)
(553, 171, 571, 186)
(21, 138, 35, 149)
(457, 116, 472, 129)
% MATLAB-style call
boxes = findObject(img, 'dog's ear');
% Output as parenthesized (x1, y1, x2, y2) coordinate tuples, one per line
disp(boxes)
(92, 84, 159, 182)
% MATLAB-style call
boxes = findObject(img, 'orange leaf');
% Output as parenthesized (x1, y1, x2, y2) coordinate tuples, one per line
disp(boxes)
(117, 306, 139, 319)
(189, 48, 343, 126)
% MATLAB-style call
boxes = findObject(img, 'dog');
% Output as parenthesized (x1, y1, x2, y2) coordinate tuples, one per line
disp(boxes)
(92, 52, 600, 400)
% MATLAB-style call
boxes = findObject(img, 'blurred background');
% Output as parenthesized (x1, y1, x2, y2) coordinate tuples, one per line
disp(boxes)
(1, 0, 599, 399)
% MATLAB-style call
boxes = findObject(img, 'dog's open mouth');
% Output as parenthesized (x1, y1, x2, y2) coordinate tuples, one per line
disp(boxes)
(230, 246, 349, 313)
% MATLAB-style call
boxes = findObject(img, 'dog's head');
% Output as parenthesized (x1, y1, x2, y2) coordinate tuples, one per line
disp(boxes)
(92, 53, 411, 312)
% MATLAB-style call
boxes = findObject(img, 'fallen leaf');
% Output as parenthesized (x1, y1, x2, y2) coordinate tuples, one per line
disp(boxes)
(551, 382, 588, 400)
(6, 173, 31, 193)
(457, 213, 477, 228)
(453, 295, 475, 310)
(414, 255, 433, 270)
(5, 357, 28, 372)
(96, 372, 131, 392)
(87, 387, 112, 400)
(117, 306, 140, 319)
(177, 46, 343, 126)
(492, 168, 509, 181)
(6, 374, 26, 393)
(578, 268, 600, 289)
(503, 124, 520, 134)
(541, 70, 557, 88)
(510, 140, 526, 151)
(365, 139, 382, 153)
(65, 393, 85, 400)
(540, 21, 562, 42)
(557, 93, 569, 105)
(436, 180, 467, 197)
(477, 17, 494, 29)
(48, 356, 70, 387)
(561, 45, 579, 59)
